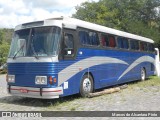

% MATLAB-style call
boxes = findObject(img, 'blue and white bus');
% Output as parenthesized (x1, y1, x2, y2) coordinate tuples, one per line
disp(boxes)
(7, 17, 156, 99)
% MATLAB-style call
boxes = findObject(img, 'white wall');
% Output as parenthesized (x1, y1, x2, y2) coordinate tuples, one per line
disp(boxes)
(155, 48, 160, 77)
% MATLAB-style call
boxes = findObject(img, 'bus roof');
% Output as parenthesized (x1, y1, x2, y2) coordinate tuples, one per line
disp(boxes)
(56, 17, 154, 43)
(15, 16, 154, 43)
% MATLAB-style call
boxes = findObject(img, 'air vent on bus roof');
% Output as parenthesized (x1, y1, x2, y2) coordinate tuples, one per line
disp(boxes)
(22, 21, 44, 28)
(47, 16, 64, 20)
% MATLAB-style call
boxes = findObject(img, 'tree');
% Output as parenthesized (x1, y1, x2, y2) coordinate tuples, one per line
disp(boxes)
(0, 41, 10, 65)
(0, 29, 12, 65)
(72, 0, 160, 48)
(0, 30, 4, 44)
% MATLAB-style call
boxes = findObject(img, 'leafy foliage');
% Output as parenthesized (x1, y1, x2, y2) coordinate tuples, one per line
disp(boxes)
(0, 30, 4, 44)
(0, 42, 10, 65)
(72, 0, 160, 48)
(0, 29, 13, 65)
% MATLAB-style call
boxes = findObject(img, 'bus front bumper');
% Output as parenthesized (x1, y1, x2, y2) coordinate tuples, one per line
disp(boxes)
(7, 85, 63, 99)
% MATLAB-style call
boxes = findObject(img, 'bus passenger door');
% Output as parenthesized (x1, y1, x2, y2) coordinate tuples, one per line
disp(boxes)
(60, 29, 77, 60)
(58, 28, 79, 95)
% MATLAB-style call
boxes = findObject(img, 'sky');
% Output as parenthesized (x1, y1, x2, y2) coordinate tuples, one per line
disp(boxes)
(0, 0, 99, 28)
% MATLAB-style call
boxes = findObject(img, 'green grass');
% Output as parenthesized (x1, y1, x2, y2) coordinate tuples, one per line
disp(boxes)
(44, 76, 160, 111)
(44, 95, 85, 111)
(128, 76, 160, 89)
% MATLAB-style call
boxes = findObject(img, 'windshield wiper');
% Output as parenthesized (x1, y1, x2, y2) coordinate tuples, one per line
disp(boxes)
(28, 29, 39, 59)
(13, 44, 25, 59)
(31, 39, 39, 59)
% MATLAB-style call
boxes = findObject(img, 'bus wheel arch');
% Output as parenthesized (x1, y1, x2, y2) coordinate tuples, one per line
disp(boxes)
(79, 72, 94, 97)
(141, 67, 146, 81)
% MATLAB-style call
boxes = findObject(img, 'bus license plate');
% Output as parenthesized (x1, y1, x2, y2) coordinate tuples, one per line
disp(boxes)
(20, 89, 28, 93)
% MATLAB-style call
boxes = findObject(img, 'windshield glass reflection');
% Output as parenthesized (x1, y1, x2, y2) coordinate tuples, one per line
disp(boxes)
(9, 26, 61, 58)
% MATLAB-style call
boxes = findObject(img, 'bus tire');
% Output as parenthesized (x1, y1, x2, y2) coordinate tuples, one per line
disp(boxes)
(80, 74, 94, 97)
(141, 68, 146, 81)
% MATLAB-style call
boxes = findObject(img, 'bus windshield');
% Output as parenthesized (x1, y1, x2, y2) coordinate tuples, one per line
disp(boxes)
(9, 26, 61, 58)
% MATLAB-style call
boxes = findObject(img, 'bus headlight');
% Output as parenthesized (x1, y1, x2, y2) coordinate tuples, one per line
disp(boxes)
(7, 75, 15, 83)
(35, 76, 47, 85)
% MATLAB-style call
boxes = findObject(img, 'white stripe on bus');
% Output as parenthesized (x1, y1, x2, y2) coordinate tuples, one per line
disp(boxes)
(118, 56, 155, 80)
(58, 56, 128, 86)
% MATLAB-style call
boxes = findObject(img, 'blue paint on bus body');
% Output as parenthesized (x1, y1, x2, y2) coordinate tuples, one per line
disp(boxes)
(7, 48, 155, 97)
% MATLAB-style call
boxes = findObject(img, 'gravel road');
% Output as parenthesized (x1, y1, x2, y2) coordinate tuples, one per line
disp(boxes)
(0, 74, 160, 120)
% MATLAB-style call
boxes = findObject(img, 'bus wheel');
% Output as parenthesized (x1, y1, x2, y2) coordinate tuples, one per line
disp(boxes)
(80, 74, 93, 97)
(141, 68, 146, 81)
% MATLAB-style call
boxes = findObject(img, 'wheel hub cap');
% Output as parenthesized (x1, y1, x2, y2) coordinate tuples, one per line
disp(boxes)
(83, 78, 91, 93)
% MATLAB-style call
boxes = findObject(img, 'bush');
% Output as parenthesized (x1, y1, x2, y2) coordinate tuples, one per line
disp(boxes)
(0, 70, 7, 74)
(0, 42, 10, 65)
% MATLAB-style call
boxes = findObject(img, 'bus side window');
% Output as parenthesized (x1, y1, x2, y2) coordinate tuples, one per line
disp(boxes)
(64, 33, 74, 55)
(123, 38, 129, 49)
(143, 42, 148, 51)
(140, 42, 148, 51)
(117, 37, 123, 48)
(117, 37, 129, 49)
(79, 31, 89, 45)
(101, 36, 106, 46)
(130, 40, 135, 50)
(79, 30, 99, 46)
(91, 32, 99, 45)
(79, 31, 84, 44)
(109, 36, 116, 47)
(148, 43, 154, 52)
(140, 42, 144, 51)
(101, 34, 109, 47)
(135, 41, 139, 50)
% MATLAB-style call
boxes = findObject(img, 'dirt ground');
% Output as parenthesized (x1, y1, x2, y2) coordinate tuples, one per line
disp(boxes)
(0, 74, 160, 120)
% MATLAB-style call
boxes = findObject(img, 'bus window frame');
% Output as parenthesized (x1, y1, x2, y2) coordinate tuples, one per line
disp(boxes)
(59, 28, 78, 60)
(78, 27, 100, 48)
(117, 36, 129, 50)
(101, 34, 117, 48)
(147, 43, 155, 53)
(129, 39, 140, 51)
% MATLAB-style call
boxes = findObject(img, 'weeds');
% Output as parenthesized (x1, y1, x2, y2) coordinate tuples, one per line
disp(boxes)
(128, 76, 160, 89)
